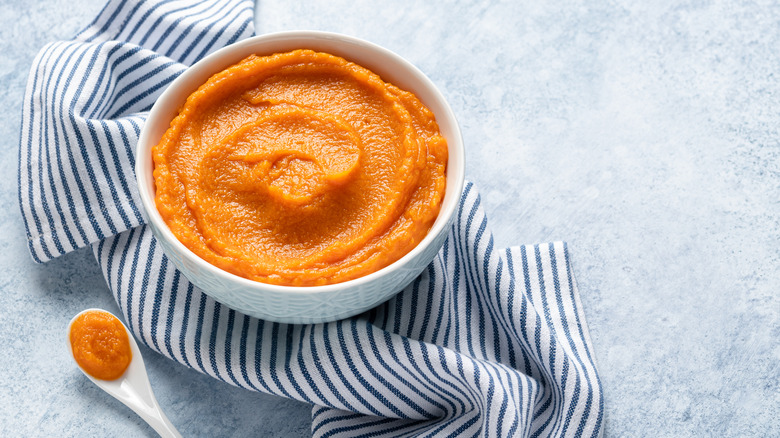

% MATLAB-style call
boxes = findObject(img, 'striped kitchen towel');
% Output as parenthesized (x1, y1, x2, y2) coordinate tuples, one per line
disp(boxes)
(18, 0, 604, 436)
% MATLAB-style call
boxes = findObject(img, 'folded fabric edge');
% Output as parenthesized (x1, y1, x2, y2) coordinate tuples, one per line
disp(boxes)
(71, 0, 118, 42)
(22, 198, 146, 263)
(509, 241, 605, 438)
(559, 241, 604, 372)
(562, 241, 606, 438)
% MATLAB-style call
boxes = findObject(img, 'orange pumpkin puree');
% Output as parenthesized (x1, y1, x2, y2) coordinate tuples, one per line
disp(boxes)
(153, 49, 447, 286)
(69, 310, 132, 380)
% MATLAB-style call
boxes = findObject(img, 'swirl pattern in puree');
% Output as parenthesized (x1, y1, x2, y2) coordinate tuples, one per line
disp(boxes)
(153, 50, 447, 286)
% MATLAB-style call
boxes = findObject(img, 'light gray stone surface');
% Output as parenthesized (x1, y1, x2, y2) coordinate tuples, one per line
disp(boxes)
(1, 0, 778, 436)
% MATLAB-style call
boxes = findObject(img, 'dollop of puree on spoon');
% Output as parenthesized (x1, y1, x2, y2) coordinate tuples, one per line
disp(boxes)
(69, 310, 132, 380)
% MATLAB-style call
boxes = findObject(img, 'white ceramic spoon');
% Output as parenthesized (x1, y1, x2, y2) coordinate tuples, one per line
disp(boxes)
(67, 308, 182, 438)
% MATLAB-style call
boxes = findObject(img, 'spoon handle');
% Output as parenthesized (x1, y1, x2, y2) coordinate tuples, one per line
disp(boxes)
(151, 412, 182, 438)
(100, 375, 183, 438)
(135, 404, 182, 438)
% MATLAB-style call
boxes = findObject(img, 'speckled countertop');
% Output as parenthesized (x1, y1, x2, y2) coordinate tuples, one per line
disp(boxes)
(1, 0, 778, 436)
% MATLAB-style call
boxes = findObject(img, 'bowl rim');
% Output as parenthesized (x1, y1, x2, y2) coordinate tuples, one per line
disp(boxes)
(135, 30, 465, 294)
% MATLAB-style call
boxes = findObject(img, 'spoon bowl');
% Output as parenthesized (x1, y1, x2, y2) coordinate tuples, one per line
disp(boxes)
(67, 309, 181, 438)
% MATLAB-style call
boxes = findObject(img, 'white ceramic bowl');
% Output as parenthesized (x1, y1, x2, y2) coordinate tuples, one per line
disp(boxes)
(136, 31, 465, 324)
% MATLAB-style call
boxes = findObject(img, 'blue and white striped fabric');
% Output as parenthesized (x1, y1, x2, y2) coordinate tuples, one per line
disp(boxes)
(18, 1, 604, 436)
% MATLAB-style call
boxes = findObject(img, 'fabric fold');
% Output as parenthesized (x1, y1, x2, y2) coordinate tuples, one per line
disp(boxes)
(19, 0, 254, 262)
(19, 1, 604, 436)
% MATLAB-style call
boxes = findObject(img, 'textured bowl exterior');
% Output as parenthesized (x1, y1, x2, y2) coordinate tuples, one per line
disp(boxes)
(136, 31, 464, 324)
